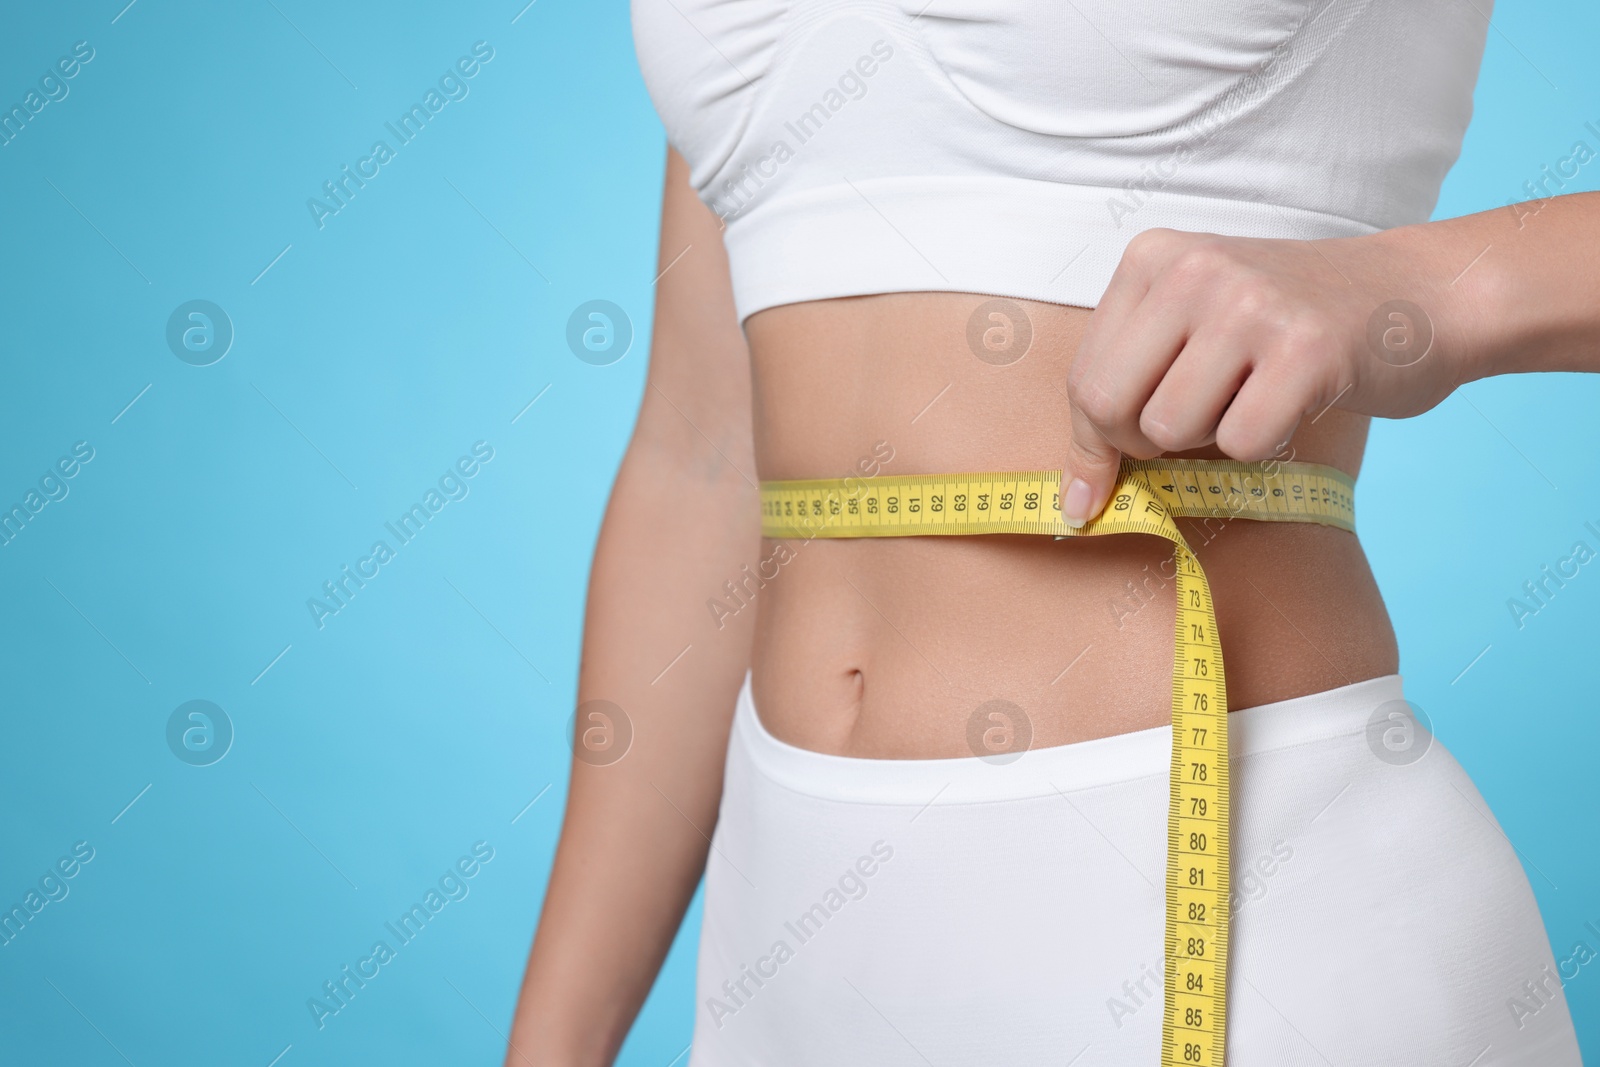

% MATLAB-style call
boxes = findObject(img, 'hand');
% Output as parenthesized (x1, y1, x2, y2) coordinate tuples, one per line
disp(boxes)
(1060, 226, 1469, 526)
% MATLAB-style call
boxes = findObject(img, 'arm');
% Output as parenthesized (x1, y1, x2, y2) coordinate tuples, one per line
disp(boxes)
(1057, 190, 1600, 524)
(503, 148, 758, 1066)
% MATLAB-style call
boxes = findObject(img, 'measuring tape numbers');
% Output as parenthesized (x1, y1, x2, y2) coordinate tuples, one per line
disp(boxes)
(758, 458, 1357, 1067)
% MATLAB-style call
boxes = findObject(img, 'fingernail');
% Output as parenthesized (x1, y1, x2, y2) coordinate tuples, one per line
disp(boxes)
(1063, 477, 1095, 529)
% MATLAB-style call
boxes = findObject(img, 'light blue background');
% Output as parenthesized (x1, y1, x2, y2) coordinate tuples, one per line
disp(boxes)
(0, 2, 1595, 1064)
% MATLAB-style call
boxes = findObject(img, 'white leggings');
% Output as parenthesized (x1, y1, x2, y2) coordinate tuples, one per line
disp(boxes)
(689, 672, 1581, 1066)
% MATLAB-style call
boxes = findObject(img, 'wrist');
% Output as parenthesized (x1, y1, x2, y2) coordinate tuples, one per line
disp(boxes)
(1362, 217, 1506, 390)
(1438, 232, 1520, 385)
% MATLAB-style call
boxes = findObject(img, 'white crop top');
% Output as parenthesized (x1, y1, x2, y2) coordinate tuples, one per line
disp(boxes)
(632, 0, 1491, 322)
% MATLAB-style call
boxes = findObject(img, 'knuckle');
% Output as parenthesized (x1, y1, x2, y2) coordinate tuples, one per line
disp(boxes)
(1226, 275, 1278, 320)
(1281, 315, 1335, 359)
(1124, 227, 1182, 268)
(1167, 241, 1234, 289)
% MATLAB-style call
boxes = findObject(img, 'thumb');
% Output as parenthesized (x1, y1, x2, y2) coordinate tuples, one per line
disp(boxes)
(1062, 401, 1123, 529)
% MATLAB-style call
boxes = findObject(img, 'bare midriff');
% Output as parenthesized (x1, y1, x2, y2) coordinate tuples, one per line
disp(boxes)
(743, 291, 1399, 759)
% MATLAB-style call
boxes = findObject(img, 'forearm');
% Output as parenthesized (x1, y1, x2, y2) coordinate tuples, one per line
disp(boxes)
(1373, 189, 1600, 383)
(506, 432, 759, 1066)
(504, 145, 756, 1067)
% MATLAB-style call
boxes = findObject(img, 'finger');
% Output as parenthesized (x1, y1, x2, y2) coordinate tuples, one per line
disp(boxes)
(1074, 229, 1185, 388)
(1139, 334, 1253, 453)
(1062, 399, 1123, 529)
(1077, 287, 1194, 459)
(1078, 242, 1159, 354)
(1214, 361, 1319, 462)
(1086, 229, 1190, 332)
(1064, 229, 1199, 527)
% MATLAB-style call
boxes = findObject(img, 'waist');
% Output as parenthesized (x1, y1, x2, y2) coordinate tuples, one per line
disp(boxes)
(741, 292, 1397, 758)
(731, 667, 1408, 804)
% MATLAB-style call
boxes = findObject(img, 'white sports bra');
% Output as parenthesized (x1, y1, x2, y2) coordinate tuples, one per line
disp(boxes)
(632, 0, 1491, 323)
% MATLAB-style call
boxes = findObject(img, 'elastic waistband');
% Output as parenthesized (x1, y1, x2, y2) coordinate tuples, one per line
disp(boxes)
(732, 670, 1407, 806)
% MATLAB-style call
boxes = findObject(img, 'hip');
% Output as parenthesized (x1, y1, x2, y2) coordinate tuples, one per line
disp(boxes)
(690, 672, 1580, 1066)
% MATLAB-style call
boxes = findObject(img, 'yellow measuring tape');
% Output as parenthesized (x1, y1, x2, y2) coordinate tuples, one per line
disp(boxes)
(759, 458, 1356, 1066)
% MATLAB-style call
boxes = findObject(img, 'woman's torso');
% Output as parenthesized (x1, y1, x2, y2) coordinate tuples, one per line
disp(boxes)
(625, 0, 1477, 755)
(745, 292, 1398, 758)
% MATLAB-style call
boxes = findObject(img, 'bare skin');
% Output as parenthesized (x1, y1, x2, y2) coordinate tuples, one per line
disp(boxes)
(504, 150, 1600, 1064)
(746, 293, 1394, 757)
